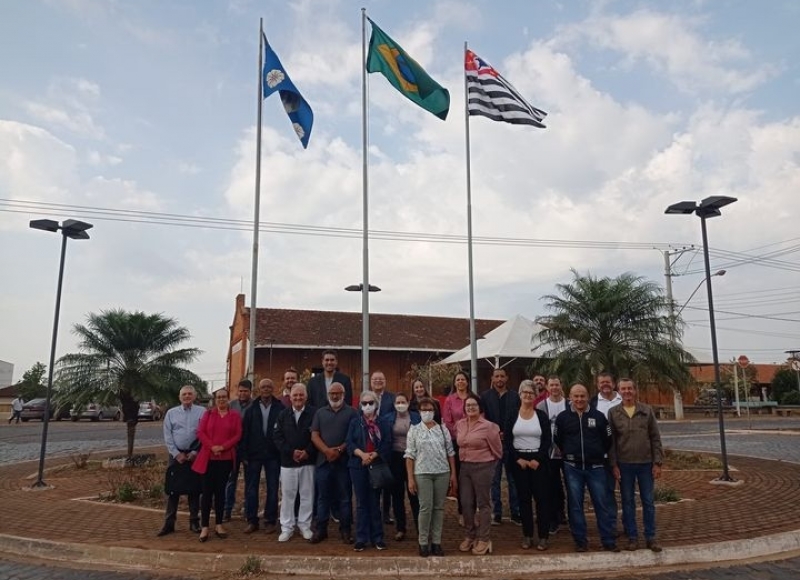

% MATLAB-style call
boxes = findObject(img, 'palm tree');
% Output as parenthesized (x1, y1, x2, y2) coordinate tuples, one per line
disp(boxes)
(534, 270, 694, 398)
(55, 309, 203, 458)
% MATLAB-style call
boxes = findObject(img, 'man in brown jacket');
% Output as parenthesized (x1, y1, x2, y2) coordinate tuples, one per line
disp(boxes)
(608, 378, 663, 553)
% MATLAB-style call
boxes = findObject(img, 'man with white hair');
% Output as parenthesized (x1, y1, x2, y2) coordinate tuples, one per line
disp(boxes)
(158, 385, 205, 537)
(274, 383, 317, 542)
(310, 381, 357, 544)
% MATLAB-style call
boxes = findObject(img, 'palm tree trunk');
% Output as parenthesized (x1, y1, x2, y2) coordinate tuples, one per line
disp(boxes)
(126, 421, 136, 458)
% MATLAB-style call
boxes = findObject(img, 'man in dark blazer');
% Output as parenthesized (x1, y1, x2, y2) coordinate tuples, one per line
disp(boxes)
(239, 378, 285, 534)
(307, 350, 353, 408)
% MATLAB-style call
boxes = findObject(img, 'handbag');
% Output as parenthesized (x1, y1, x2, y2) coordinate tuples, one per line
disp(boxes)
(368, 459, 395, 489)
(164, 460, 201, 495)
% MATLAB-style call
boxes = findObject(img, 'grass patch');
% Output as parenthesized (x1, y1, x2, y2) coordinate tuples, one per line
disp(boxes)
(238, 556, 263, 576)
(654, 485, 681, 503)
(664, 449, 722, 470)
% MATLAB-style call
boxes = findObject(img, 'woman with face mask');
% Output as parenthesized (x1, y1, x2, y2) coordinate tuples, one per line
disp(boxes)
(346, 390, 393, 552)
(456, 394, 502, 555)
(385, 393, 421, 541)
(405, 397, 457, 557)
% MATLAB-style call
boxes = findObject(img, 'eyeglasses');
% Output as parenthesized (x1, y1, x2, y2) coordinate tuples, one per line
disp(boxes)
(464, 404, 479, 409)
(520, 391, 536, 396)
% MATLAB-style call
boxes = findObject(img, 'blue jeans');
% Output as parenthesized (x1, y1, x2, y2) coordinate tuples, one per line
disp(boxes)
(491, 449, 519, 519)
(563, 462, 616, 547)
(224, 457, 243, 515)
(619, 462, 656, 541)
(244, 456, 280, 525)
(350, 466, 383, 545)
(315, 460, 353, 534)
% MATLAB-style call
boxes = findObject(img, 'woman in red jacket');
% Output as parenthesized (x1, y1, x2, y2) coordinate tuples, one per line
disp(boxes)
(192, 388, 242, 542)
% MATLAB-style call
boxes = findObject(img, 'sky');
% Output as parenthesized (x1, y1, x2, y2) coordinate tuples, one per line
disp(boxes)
(1, 0, 799, 389)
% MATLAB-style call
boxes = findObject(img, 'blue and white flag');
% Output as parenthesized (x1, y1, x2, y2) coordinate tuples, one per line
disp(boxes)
(262, 32, 313, 148)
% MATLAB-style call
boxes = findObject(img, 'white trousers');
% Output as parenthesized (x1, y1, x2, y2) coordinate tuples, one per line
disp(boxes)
(279, 464, 315, 533)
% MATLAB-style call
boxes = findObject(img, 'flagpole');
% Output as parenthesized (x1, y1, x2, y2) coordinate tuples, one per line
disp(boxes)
(463, 42, 478, 393)
(360, 8, 371, 392)
(248, 19, 265, 383)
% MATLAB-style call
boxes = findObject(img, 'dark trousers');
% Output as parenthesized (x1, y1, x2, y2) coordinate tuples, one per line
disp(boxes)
(244, 456, 280, 525)
(163, 457, 199, 529)
(389, 450, 419, 533)
(491, 449, 519, 519)
(350, 465, 384, 545)
(547, 458, 567, 528)
(315, 459, 352, 534)
(510, 453, 551, 540)
(452, 441, 463, 514)
(200, 459, 233, 527)
(8, 410, 21, 424)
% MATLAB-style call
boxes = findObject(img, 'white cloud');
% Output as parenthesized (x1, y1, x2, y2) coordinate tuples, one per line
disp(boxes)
(24, 102, 105, 139)
(177, 161, 202, 175)
(87, 150, 122, 166)
(556, 9, 781, 94)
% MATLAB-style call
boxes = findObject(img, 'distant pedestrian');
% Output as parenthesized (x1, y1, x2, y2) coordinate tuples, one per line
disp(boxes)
(608, 378, 664, 553)
(8, 396, 24, 424)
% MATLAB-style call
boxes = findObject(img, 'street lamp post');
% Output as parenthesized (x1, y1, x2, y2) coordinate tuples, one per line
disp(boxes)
(666, 196, 737, 482)
(29, 218, 93, 488)
(345, 283, 381, 391)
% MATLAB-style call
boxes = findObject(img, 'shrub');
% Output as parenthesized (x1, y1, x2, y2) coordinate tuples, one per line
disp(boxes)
(654, 486, 680, 503)
(780, 391, 800, 405)
(117, 481, 136, 502)
(102, 459, 166, 504)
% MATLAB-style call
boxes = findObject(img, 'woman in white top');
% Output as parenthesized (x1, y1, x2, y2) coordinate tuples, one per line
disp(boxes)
(505, 382, 553, 550)
(405, 397, 457, 558)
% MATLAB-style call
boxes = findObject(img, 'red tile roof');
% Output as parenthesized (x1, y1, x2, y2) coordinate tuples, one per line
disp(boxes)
(690, 362, 781, 384)
(249, 307, 504, 352)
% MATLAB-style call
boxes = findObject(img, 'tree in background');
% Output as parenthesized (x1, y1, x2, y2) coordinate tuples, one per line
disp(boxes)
(535, 270, 695, 395)
(720, 361, 759, 403)
(15, 361, 47, 400)
(771, 368, 800, 405)
(406, 362, 462, 397)
(55, 309, 203, 458)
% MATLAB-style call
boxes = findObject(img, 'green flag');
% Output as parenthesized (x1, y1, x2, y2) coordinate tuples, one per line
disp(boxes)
(366, 19, 450, 120)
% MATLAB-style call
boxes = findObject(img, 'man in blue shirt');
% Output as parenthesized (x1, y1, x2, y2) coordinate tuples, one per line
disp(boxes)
(158, 385, 206, 537)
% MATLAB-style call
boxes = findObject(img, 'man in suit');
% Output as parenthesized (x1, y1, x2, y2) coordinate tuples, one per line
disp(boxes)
(239, 378, 284, 534)
(307, 350, 353, 408)
(369, 370, 395, 417)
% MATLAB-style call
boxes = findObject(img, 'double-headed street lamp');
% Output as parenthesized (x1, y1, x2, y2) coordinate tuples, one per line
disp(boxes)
(665, 196, 737, 482)
(345, 283, 381, 391)
(29, 218, 93, 488)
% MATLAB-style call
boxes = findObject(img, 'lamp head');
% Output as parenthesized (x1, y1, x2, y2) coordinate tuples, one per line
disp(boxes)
(664, 201, 697, 215)
(29, 219, 60, 233)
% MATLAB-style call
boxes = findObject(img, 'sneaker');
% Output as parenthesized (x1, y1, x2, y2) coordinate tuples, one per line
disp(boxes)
(626, 538, 639, 551)
(537, 538, 548, 551)
(374, 541, 387, 550)
(300, 528, 314, 541)
(491, 514, 502, 526)
(278, 530, 293, 542)
(331, 514, 340, 524)
(548, 524, 559, 536)
(646, 539, 662, 553)
(510, 515, 522, 526)
(354, 542, 366, 552)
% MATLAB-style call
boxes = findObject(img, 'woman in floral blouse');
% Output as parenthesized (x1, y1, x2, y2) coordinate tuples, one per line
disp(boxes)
(405, 397, 457, 557)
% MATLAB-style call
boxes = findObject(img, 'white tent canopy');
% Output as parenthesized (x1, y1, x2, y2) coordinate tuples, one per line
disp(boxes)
(436, 314, 543, 369)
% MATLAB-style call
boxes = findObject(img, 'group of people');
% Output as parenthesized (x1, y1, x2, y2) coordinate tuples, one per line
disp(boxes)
(158, 350, 664, 556)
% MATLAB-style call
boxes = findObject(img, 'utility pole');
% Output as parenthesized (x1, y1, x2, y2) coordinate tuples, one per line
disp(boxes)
(663, 248, 693, 420)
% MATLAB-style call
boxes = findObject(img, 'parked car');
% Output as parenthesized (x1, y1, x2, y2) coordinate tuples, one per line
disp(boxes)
(137, 401, 164, 421)
(70, 402, 121, 422)
(19, 398, 71, 422)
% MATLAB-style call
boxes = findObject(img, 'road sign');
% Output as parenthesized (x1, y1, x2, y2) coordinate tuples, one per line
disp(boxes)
(791, 359, 800, 372)
(737, 354, 750, 368)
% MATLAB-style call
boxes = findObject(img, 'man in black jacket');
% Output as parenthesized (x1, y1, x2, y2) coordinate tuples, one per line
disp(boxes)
(481, 367, 521, 525)
(307, 350, 353, 409)
(274, 383, 317, 542)
(239, 378, 284, 534)
(554, 383, 617, 553)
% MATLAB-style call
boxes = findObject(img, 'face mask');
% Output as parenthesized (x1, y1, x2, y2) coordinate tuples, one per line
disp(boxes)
(420, 411, 435, 423)
(328, 398, 344, 409)
(395, 403, 409, 413)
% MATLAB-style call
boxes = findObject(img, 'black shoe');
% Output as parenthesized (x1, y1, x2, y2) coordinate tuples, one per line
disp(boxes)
(602, 543, 621, 553)
(491, 514, 502, 526)
(510, 515, 522, 526)
(340, 531, 354, 545)
(383, 517, 394, 525)
(354, 542, 366, 552)
(156, 526, 175, 537)
(189, 522, 201, 534)
(430, 544, 444, 557)
(576, 543, 588, 553)
(374, 541, 387, 550)
(223, 511, 232, 523)
(418, 544, 430, 557)
(310, 531, 328, 544)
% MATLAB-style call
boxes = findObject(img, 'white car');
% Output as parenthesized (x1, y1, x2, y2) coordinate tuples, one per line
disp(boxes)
(70, 403, 121, 422)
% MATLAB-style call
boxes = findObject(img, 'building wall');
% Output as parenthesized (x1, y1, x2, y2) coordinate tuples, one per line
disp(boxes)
(0, 360, 13, 388)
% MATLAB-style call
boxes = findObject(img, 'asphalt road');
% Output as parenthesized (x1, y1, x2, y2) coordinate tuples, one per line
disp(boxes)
(0, 419, 164, 465)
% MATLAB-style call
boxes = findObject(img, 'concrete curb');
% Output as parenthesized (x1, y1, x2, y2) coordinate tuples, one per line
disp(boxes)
(2, 529, 800, 577)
